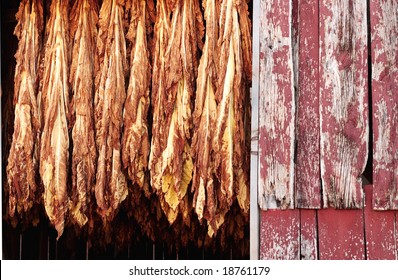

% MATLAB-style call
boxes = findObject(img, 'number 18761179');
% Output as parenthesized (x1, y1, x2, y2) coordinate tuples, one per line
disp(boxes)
(222, 266, 270, 276)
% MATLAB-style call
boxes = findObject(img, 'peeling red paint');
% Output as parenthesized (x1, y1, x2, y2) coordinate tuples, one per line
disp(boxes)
(319, 0, 368, 209)
(318, 207, 365, 260)
(300, 209, 318, 259)
(364, 185, 397, 259)
(258, 0, 295, 210)
(396, 212, 398, 258)
(257, 0, 398, 260)
(370, 0, 398, 210)
(294, 0, 321, 209)
(260, 209, 300, 260)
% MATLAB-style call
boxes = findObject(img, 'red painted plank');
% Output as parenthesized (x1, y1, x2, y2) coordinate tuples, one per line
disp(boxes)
(294, 0, 321, 208)
(370, 0, 398, 210)
(318, 208, 365, 259)
(300, 210, 317, 259)
(363, 185, 396, 259)
(258, 0, 295, 209)
(260, 210, 300, 259)
(396, 212, 398, 259)
(319, 0, 368, 208)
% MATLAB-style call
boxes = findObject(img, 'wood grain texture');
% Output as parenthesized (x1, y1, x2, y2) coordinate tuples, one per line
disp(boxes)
(300, 209, 318, 259)
(258, 0, 295, 210)
(370, 0, 398, 210)
(294, 0, 321, 208)
(363, 185, 396, 259)
(319, 0, 368, 208)
(396, 212, 398, 259)
(260, 209, 300, 259)
(318, 207, 365, 259)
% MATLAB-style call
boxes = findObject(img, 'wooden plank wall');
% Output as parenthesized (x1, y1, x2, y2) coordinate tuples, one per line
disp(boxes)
(319, 0, 368, 209)
(294, 0, 321, 209)
(258, 0, 295, 210)
(260, 185, 398, 259)
(259, 0, 398, 259)
(370, 0, 398, 210)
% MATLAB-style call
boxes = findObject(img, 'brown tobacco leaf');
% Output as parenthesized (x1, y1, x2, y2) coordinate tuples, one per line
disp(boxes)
(7, 0, 44, 220)
(94, 0, 128, 223)
(39, 0, 70, 239)
(122, 0, 153, 193)
(69, 0, 98, 228)
(207, 0, 251, 236)
(149, 0, 204, 224)
(192, 0, 219, 225)
(234, 0, 251, 215)
(149, 0, 171, 193)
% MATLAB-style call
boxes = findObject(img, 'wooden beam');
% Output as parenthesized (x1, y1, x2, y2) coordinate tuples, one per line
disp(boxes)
(318, 207, 365, 259)
(396, 212, 398, 259)
(363, 185, 396, 259)
(294, 0, 321, 208)
(260, 209, 300, 259)
(319, 0, 368, 208)
(370, 0, 398, 210)
(300, 209, 318, 259)
(258, 0, 295, 210)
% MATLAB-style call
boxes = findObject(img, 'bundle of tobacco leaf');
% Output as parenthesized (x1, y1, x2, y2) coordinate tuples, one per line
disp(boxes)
(6, 0, 251, 255)
(6, 0, 44, 225)
(69, 0, 98, 229)
(149, 0, 204, 225)
(94, 0, 128, 224)
(39, 0, 71, 238)
(192, 0, 251, 236)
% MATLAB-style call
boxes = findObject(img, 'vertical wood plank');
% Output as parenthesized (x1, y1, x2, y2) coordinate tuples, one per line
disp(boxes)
(295, 0, 321, 208)
(318, 208, 365, 259)
(258, 0, 295, 209)
(250, 0, 261, 259)
(396, 212, 398, 259)
(363, 185, 396, 259)
(260, 210, 300, 259)
(370, 0, 398, 210)
(300, 209, 318, 259)
(319, 0, 368, 208)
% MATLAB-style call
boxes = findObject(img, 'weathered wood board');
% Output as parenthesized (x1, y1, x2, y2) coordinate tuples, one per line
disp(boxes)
(363, 185, 396, 259)
(370, 0, 398, 210)
(318, 208, 365, 259)
(319, 0, 368, 208)
(294, 0, 321, 208)
(258, 0, 295, 209)
(260, 209, 300, 259)
(299, 209, 318, 259)
(396, 212, 398, 259)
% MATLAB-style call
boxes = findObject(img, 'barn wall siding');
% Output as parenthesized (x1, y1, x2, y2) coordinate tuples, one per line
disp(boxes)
(259, 0, 370, 210)
(258, 0, 398, 259)
(317, 207, 365, 260)
(299, 210, 318, 260)
(260, 185, 398, 260)
(294, 0, 321, 209)
(319, 0, 368, 209)
(363, 185, 397, 260)
(370, 0, 398, 210)
(258, 0, 295, 210)
(260, 209, 300, 259)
